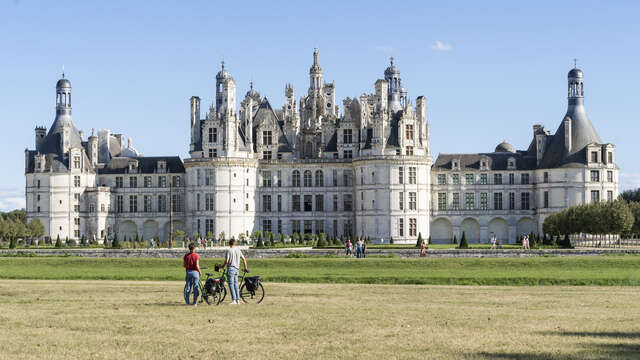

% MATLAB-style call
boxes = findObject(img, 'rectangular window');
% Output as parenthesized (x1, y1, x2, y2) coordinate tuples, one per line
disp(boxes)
(172, 176, 181, 187)
(209, 127, 217, 143)
(399, 167, 404, 184)
(292, 220, 301, 234)
(158, 176, 166, 188)
(399, 192, 404, 210)
(263, 130, 272, 145)
(172, 194, 182, 212)
(144, 176, 152, 188)
(465, 193, 474, 210)
(591, 151, 598, 163)
(465, 174, 474, 185)
(409, 218, 417, 237)
(205, 219, 214, 236)
(74, 205, 80, 212)
(509, 192, 515, 210)
(409, 167, 417, 184)
(304, 220, 313, 234)
(521, 173, 530, 185)
(343, 129, 353, 144)
(343, 194, 353, 211)
(543, 172, 549, 183)
(277, 195, 282, 212)
(304, 195, 313, 212)
(205, 169, 214, 186)
(129, 195, 138, 213)
(544, 191, 549, 208)
(144, 195, 152, 212)
(399, 218, 404, 237)
(343, 150, 353, 159)
(479, 174, 488, 185)
(343, 170, 353, 186)
(333, 170, 338, 186)
(521, 192, 530, 210)
(494, 192, 503, 210)
(205, 193, 214, 211)
(74, 176, 81, 187)
(438, 192, 446, 211)
(277, 219, 282, 235)
(262, 171, 272, 187)
(591, 190, 600, 203)
(315, 220, 324, 235)
(452, 193, 460, 210)
(263, 219, 272, 233)
(480, 192, 488, 210)
(405, 124, 414, 140)
(158, 195, 167, 212)
(263, 151, 272, 160)
(437, 174, 446, 185)
(452, 174, 460, 185)
(409, 192, 417, 210)
(37, 180, 40, 189)
(344, 220, 353, 237)
(607, 171, 613, 183)
(607, 190, 614, 201)
(74, 193, 80, 201)
(262, 195, 272, 212)
(590, 170, 600, 182)
(73, 156, 80, 169)
(196, 193, 201, 210)
(277, 170, 282, 187)
(494, 174, 502, 185)
(405, 146, 414, 156)
(333, 194, 338, 211)
(315, 194, 324, 212)
(292, 195, 301, 212)
(509, 173, 514, 185)
(209, 148, 217, 158)
(608, 152, 613, 163)
(333, 220, 338, 236)
(129, 177, 137, 188)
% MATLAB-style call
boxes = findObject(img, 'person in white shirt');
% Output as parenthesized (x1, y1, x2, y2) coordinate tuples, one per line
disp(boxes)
(220, 238, 248, 304)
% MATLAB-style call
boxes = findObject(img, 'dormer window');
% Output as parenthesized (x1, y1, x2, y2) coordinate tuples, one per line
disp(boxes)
(507, 157, 516, 170)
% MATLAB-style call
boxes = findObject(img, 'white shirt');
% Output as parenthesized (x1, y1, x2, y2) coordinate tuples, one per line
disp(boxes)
(225, 247, 245, 269)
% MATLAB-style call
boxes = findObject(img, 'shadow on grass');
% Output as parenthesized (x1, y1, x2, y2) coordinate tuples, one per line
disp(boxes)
(144, 302, 193, 307)
(475, 331, 640, 359)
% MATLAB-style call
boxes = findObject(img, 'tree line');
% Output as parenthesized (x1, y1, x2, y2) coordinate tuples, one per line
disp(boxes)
(0, 210, 45, 248)
(543, 198, 638, 237)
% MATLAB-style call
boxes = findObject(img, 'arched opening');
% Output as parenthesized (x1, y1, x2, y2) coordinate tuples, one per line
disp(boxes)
(461, 218, 481, 243)
(118, 220, 138, 241)
(163, 220, 185, 243)
(292, 170, 301, 187)
(315, 170, 323, 187)
(488, 218, 509, 244)
(143, 220, 158, 241)
(430, 218, 453, 244)
(516, 217, 536, 238)
(303, 170, 312, 187)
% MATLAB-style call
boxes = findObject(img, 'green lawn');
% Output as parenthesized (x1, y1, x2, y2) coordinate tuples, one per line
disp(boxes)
(1, 256, 640, 285)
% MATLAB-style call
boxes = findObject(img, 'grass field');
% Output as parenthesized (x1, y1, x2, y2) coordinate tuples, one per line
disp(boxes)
(2, 256, 640, 285)
(0, 280, 639, 359)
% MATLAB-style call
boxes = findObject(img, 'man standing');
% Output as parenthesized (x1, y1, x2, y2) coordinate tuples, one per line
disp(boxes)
(220, 238, 248, 305)
(183, 243, 201, 306)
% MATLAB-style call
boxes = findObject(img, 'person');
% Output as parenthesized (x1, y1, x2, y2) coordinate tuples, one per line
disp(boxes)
(355, 239, 362, 258)
(220, 238, 248, 305)
(183, 243, 201, 306)
(362, 239, 367, 258)
(490, 234, 497, 249)
(420, 239, 427, 257)
(346, 239, 352, 257)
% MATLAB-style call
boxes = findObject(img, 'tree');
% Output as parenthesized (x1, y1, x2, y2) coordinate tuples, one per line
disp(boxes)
(173, 230, 186, 247)
(269, 232, 275, 247)
(81, 234, 87, 246)
(103, 234, 108, 247)
(27, 218, 45, 242)
(621, 188, 640, 203)
(428, 236, 432, 245)
(390, 236, 394, 245)
(452, 235, 457, 245)
(629, 202, 640, 235)
(112, 233, 120, 249)
(458, 232, 469, 249)
(416, 233, 423, 247)
(278, 232, 284, 244)
(256, 235, 264, 248)
(55, 234, 62, 248)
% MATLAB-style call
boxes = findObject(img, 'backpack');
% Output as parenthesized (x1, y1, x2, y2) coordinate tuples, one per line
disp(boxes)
(204, 278, 216, 294)
(244, 276, 261, 292)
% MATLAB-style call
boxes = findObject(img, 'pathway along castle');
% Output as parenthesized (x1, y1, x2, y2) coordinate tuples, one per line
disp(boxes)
(24, 51, 619, 244)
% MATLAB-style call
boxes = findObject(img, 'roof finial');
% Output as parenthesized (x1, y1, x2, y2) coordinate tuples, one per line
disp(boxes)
(573, 58, 577, 68)
(250, 80, 253, 90)
(390, 56, 394, 66)
(62, 64, 65, 78)
(313, 47, 319, 65)
(221, 53, 225, 70)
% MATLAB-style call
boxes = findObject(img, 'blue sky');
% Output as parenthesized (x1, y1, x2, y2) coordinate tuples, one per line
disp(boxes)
(1, 0, 639, 211)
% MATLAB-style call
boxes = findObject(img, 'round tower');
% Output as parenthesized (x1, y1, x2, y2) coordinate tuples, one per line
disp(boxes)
(309, 48, 323, 91)
(56, 73, 72, 116)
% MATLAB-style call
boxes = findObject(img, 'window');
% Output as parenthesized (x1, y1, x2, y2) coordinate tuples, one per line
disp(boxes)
(263, 151, 272, 160)
(521, 192, 530, 210)
(205, 169, 214, 186)
(405, 147, 414, 156)
(409, 192, 417, 210)
(409, 167, 416, 184)
(158, 195, 167, 212)
(405, 124, 414, 140)
(509, 192, 515, 210)
(608, 152, 613, 163)
(399, 218, 404, 237)
(399, 192, 404, 210)
(315, 220, 324, 235)
(399, 167, 404, 184)
(292, 195, 301, 212)
(479, 174, 487, 185)
(396, 149, 401, 156)
(277, 195, 282, 212)
(262, 195, 272, 212)
(607, 190, 614, 201)
(438, 193, 446, 211)
(74, 176, 81, 187)
(263, 219, 272, 233)
(607, 171, 613, 183)
(129, 177, 137, 188)
(590, 170, 600, 182)
(205, 219, 214, 236)
(543, 172, 549, 183)
(465, 174, 474, 185)
(465, 193, 474, 210)
(452, 193, 460, 210)
(159, 176, 166, 188)
(277, 153, 282, 160)
(144, 176, 152, 188)
(591, 190, 600, 203)
(437, 174, 446, 185)
(171, 194, 182, 212)
(521, 173, 530, 184)
(304, 195, 313, 212)
(129, 195, 138, 213)
(205, 193, 214, 211)
(343, 129, 352, 144)
(333, 170, 338, 186)
(292, 220, 301, 234)
(292, 170, 301, 187)
(209, 148, 217, 158)
(101, 204, 105, 212)
(303, 170, 312, 187)
(591, 151, 598, 163)
(315, 170, 324, 187)
(480, 192, 488, 210)
(343, 170, 353, 186)
(277, 170, 282, 187)
(74, 193, 80, 201)
(37, 206, 41, 213)
(333, 220, 338, 236)
(263, 130, 272, 145)
(209, 128, 218, 143)
(278, 220, 283, 235)
(544, 191, 549, 208)
(494, 192, 503, 210)
(409, 218, 417, 237)
(73, 204, 80, 212)
(37, 194, 40, 202)
(315, 194, 324, 212)
(262, 171, 272, 187)
(172, 176, 181, 187)
(452, 174, 460, 185)
(494, 174, 502, 185)
(343, 150, 353, 159)
(509, 173, 515, 185)
(343, 194, 353, 211)
(37, 180, 40, 189)
(196, 193, 201, 210)
(304, 220, 313, 234)
(73, 156, 80, 169)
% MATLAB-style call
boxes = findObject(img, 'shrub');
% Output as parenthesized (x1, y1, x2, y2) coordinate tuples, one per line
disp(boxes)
(81, 235, 87, 246)
(9, 237, 16, 249)
(452, 235, 457, 245)
(67, 238, 76, 247)
(55, 235, 62, 248)
(112, 234, 120, 249)
(256, 236, 264, 248)
(269, 232, 275, 247)
(416, 233, 423, 247)
(458, 232, 469, 249)
(390, 236, 394, 245)
(428, 235, 432, 245)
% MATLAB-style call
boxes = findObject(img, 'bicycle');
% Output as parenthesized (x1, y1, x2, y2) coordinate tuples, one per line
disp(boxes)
(183, 267, 226, 306)
(239, 268, 265, 304)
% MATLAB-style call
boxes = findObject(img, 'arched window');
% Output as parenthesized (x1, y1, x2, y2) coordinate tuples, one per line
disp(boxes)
(304, 170, 312, 187)
(292, 170, 301, 187)
(315, 170, 323, 187)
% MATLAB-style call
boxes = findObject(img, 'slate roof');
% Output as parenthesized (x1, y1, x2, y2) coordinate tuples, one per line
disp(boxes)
(434, 151, 537, 171)
(252, 99, 292, 152)
(325, 131, 337, 152)
(97, 156, 185, 174)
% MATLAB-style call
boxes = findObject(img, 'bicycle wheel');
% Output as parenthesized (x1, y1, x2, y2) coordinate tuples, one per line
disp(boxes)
(217, 285, 227, 305)
(203, 287, 219, 305)
(240, 282, 264, 304)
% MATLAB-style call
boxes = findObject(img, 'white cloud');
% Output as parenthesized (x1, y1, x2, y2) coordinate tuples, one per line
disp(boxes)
(432, 40, 453, 51)
(0, 189, 25, 212)
(375, 45, 394, 54)
(620, 173, 640, 191)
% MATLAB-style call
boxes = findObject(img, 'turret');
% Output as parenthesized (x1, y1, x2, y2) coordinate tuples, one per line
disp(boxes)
(384, 57, 404, 113)
(190, 96, 201, 147)
(88, 129, 98, 167)
(35, 126, 46, 151)
(216, 61, 236, 117)
(309, 48, 323, 92)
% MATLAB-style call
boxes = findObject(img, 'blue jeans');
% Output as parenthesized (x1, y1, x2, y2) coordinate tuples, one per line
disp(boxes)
(184, 270, 199, 305)
(227, 267, 239, 301)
